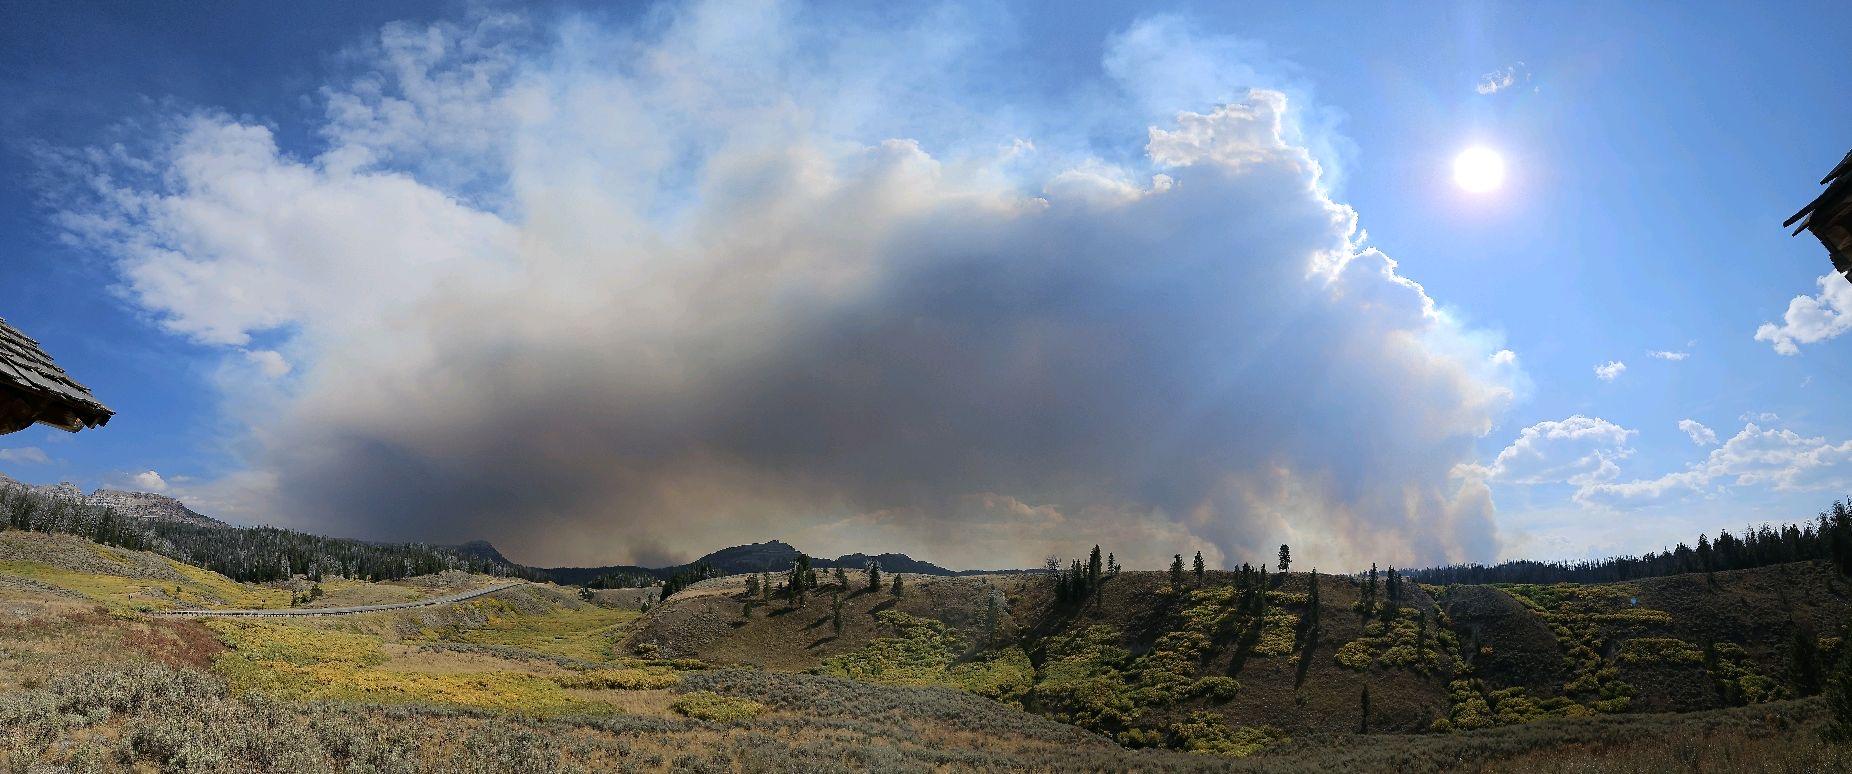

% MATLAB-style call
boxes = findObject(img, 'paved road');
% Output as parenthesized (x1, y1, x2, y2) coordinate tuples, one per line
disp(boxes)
(149, 581, 525, 618)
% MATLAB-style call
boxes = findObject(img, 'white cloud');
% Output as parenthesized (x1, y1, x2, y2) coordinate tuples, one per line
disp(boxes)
(54, 4, 1523, 569)
(1594, 360, 1627, 381)
(1647, 350, 1689, 361)
(243, 349, 293, 379)
(1475, 63, 1528, 95)
(1756, 273, 1852, 354)
(130, 470, 167, 492)
(1740, 411, 1780, 424)
(1577, 422, 1852, 508)
(1471, 415, 1634, 486)
(1677, 419, 1717, 446)
(0, 447, 51, 465)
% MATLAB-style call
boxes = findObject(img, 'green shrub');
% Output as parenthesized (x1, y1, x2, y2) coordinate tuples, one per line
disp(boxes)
(1189, 676, 1240, 702)
(670, 691, 764, 722)
(1167, 712, 1283, 757)
(555, 667, 680, 690)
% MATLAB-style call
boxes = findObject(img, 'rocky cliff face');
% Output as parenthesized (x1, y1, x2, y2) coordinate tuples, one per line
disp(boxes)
(0, 473, 222, 527)
(85, 489, 222, 527)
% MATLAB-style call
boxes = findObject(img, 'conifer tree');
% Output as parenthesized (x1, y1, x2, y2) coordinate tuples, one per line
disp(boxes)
(1193, 551, 1206, 585)
(834, 566, 849, 588)
(1169, 554, 1186, 592)
(745, 574, 759, 598)
(1825, 620, 1852, 740)
(788, 558, 808, 606)
(867, 560, 882, 592)
(1088, 545, 1103, 589)
(1278, 544, 1291, 574)
(985, 589, 1001, 645)
(891, 573, 905, 597)
(1790, 625, 1825, 697)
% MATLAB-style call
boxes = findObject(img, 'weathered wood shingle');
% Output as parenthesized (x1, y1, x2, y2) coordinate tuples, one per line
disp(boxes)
(0, 317, 112, 434)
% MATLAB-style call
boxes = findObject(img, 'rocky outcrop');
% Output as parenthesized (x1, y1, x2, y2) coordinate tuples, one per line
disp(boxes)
(0, 473, 222, 527)
(86, 489, 222, 527)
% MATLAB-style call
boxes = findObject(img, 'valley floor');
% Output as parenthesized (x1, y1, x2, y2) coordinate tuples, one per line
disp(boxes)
(3, 528, 1850, 772)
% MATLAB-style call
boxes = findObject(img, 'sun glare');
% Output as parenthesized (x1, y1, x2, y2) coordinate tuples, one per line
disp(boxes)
(1452, 146, 1506, 193)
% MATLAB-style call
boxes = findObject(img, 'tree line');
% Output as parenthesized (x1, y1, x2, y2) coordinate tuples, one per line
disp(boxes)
(1, 482, 529, 583)
(1406, 498, 1852, 585)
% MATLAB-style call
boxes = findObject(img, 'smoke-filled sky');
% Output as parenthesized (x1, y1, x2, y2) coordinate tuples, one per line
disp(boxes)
(2, 1, 1850, 571)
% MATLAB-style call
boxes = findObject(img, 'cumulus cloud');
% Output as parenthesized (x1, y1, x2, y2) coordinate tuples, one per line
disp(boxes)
(1475, 416, 1852, 512)
(1678, 419, 1717, 446)
(1648, 350, 1689, 361)
(127, 470, 167, 492)
(1475, 63, 1528, 95)
(1578, 423, 1852, 507)
(0, 447, 51, 465)
(1593, 360, 1626, 381)
(53, 3, 1520, 570)
(1469, 415, 1634, 486)
(1756, 273, 1852, 354)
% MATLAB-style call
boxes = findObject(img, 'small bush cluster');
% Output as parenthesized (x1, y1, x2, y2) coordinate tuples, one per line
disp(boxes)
(555, 667, 680, 690)
(1617, 637, 1705, 667)
(1166, 712, 1284, 757)
(816, 610, 1034, 705)
(670, 691, 766, 721)
(1436, 679, 1590, 731)
(1710, 642, 1789, 705)
(1333, 606, 1456, 673)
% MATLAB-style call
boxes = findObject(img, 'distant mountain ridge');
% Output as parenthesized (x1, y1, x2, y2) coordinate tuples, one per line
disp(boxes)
(0, 470, 977, 582)
(0, 473, 223, 527)
(510, 539, 970, 585)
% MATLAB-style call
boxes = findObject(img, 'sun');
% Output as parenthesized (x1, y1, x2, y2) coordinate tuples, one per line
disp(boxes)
(1452, 146, 1506, 193)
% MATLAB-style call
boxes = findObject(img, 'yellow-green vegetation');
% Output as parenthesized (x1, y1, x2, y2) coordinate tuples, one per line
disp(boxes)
(1710, 642, 1788, 704)
(1618, 637, 1705, 667)
(207, 618, 616, 715)
(1167, 712, 1285, 757)
(1031, 625, 1142, 733)
(1500, 583, 1647, 714)
(414, 596, 640, 662)
(670, 690, 764, 721)
(1028, 582, 1295, 747)
(1334, 605, 1457, 673)
(556, 665, 681, 689)
(0, 559, 288, 611)
(817, 610, 1034, 705)
(1435, 679, 1590, 731)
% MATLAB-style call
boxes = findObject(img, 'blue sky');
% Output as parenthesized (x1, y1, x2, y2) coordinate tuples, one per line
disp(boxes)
(1, 0, 1848, 569)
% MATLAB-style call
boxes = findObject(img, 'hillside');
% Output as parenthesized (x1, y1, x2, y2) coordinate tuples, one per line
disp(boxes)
(629, 561, 1852, 743)
(3, 526, 1851, 771)
(0, 529, 1234, 770)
